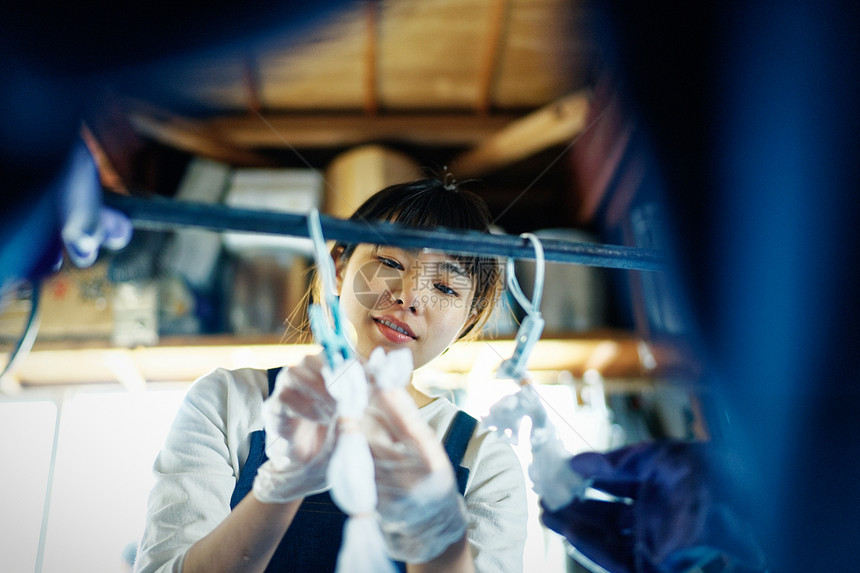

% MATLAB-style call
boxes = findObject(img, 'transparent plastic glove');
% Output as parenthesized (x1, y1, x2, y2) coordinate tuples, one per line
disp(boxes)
(362, 348, 468, 563)
(484, 383, 585, 510)
(252, 353, 338, 504)
(529, 426, 588, 511)
(483, 382, 546, 445)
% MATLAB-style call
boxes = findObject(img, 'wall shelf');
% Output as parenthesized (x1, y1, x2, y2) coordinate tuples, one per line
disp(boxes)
(1, 330, 697, 391)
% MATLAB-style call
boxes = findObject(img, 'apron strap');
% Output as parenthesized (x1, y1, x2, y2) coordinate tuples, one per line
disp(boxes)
(443, 410, 478, 495)
(228, 367, 281, 509)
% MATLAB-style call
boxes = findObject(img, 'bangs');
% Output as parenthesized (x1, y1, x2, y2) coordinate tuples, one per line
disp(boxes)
(332, 178, 503, 336)
(376, 184, 498, 289)
(353, 179, 491, 233)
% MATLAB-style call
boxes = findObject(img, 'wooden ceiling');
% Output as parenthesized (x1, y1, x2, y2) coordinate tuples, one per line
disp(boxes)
(97, 0, 597, 191)
(166, 0, 588, 113)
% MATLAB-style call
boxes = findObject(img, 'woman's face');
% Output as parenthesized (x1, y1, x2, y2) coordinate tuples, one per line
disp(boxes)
(336, 244, 477, 369)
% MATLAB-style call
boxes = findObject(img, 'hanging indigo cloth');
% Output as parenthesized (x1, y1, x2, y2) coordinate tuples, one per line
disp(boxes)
(2, 137, 132, 293)
(540, 440, 767, 573)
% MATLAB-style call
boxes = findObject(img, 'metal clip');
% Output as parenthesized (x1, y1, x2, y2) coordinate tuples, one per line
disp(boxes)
(497, 313, 545, 380)
(307, 209, 352, 368)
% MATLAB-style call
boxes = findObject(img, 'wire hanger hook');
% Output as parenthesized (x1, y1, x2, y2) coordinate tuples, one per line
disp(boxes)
(498, 233, 546, 381)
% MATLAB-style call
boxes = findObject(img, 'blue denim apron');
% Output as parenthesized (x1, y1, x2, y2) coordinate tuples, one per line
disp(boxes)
(229, 367, 477, 572)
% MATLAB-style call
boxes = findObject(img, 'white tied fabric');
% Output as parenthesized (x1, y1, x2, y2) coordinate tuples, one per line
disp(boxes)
(253, 356, 338, 504)
(484, 383, 586, 512)
(363, 348, 469, 563)
(325, 357, 398, 573)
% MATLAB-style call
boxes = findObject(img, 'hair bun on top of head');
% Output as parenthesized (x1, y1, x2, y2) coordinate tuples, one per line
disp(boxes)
(441, 169, 459, 192)
(437, 168, 480, 193)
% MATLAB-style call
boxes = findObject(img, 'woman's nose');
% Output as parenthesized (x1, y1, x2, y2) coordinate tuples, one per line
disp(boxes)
(390, 271, 423, 313)
(392, 296, 418, 313)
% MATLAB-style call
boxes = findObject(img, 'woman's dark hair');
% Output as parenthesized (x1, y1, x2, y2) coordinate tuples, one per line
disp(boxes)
(317, 178, 503, 341)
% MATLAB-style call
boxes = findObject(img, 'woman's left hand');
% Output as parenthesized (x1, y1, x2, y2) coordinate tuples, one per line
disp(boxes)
(361, 349, 469, 563)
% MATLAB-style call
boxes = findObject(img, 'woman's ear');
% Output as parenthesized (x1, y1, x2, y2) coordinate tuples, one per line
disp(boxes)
(331, 245, 346, 294)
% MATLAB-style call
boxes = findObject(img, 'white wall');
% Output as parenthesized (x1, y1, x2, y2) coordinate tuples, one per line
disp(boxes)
(0, 385, 188, 573)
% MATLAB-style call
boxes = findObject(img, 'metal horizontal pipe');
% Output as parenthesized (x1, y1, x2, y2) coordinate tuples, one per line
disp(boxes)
(103, 192, 664, 271)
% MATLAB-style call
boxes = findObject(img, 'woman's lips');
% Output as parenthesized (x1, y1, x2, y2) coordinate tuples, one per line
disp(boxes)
(373, 316, 416, 344)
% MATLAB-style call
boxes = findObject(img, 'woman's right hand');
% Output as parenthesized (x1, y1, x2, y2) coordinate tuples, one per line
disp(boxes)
(252, 353, 339, 504)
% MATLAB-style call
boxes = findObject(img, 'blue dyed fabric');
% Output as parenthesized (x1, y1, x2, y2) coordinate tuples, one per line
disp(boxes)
(541, 440, 767, 573)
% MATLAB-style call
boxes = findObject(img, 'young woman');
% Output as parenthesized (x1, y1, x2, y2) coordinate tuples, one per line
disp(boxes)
(134, 179, 528, 573)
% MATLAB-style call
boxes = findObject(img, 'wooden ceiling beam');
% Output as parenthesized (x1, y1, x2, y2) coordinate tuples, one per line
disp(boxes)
(476, 0, 509, 115)
(126, 103, 276, 166)
(363, 0, 379, 115)
(207, 113, 520, 148)
(80, 124, 128, 193)
(453, 90, 591, 177)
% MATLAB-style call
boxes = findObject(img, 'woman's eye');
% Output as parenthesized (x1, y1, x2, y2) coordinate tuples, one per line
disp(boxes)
(434, 283, 458, 296)
(377, 257, 403, 270)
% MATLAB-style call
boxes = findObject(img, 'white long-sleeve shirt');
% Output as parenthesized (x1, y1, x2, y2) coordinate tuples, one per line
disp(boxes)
(135, 367, 528, 573)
